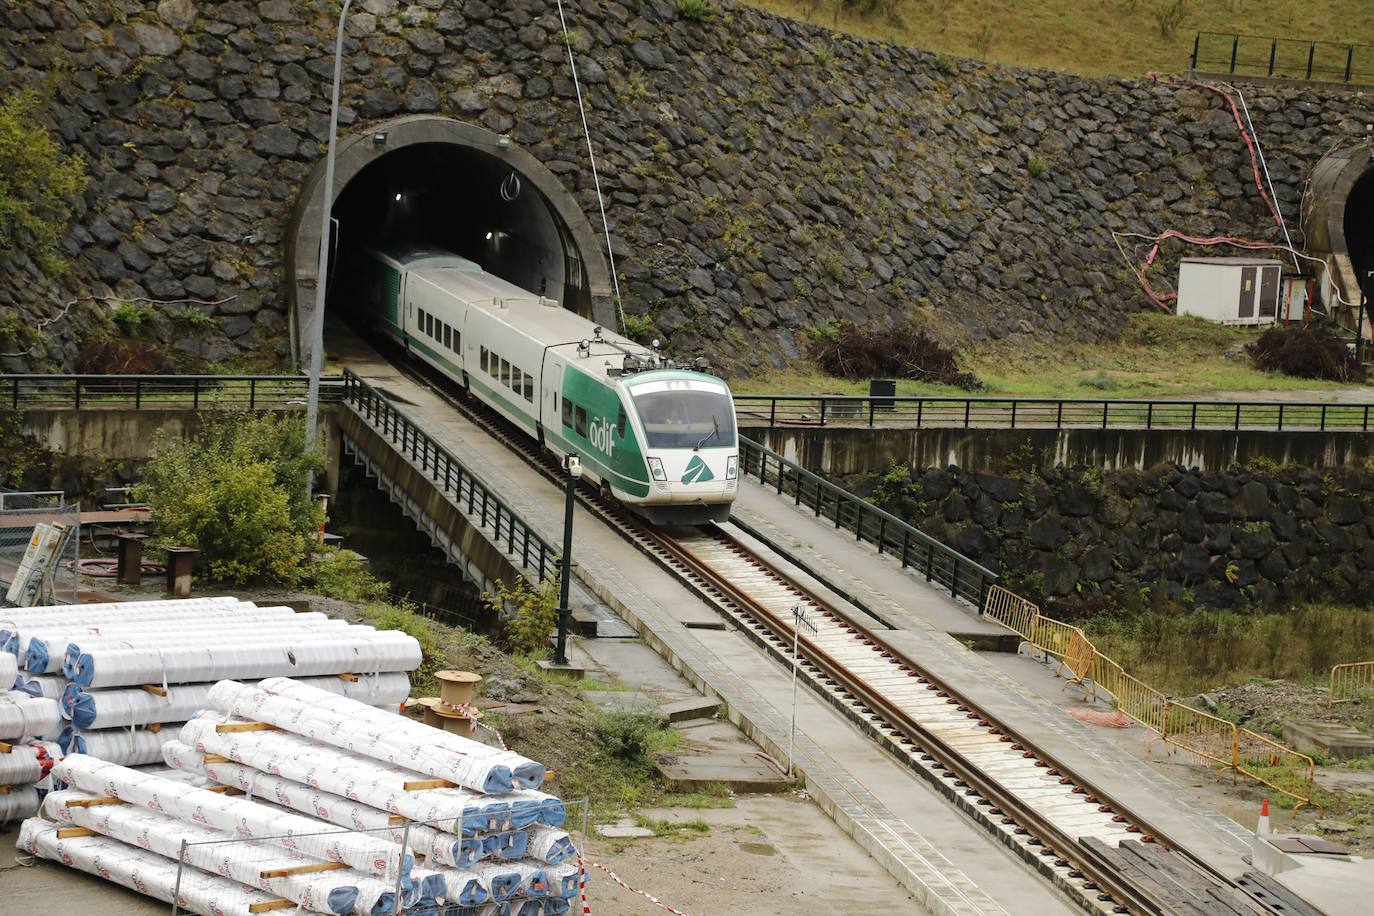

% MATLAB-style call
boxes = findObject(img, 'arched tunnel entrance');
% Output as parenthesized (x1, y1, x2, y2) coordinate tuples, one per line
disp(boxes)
(1304, 142, 1374, 333)
(287, 116, 614, 366)
(1346, 167, 1374, 304)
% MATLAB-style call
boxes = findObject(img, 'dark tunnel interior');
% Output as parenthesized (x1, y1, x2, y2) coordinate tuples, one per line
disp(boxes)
(1346, 166, 1374, 304)
(326, 142, 589, 318)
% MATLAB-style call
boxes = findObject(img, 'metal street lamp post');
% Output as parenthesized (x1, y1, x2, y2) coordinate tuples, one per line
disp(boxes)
(303, 0, 354, 477)
(554, 455, 582, 666)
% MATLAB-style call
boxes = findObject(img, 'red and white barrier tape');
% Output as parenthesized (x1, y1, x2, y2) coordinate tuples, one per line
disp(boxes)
(584, 859, 691, 916)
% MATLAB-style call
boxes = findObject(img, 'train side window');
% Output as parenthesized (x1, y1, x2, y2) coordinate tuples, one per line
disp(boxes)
(511, 367, 522, 393)
(522, 372, 534, 402)
(443, 324, 451, 349)
(453, 331, 461, 354)
(616, 406, 627, 437)
(418, 309, 427, 333)
(574, 405, 588, 437)
(500, 358, 510, 386)
(561, 396, 573, 428)
(480, 346, 489, 373)
(428, 313, 435, 337)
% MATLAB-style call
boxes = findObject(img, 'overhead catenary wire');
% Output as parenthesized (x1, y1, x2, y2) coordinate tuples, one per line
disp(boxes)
(554, 0, 626, 334)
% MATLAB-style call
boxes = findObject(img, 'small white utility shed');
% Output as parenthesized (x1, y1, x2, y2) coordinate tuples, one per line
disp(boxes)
(1177, 257, 1284, 325)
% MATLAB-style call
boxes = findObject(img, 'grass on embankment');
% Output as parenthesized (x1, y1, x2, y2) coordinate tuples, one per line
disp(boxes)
(1082, 603, 1374, 697)
(745, 0, 1374, 78)
(732, 313, 1367, 401)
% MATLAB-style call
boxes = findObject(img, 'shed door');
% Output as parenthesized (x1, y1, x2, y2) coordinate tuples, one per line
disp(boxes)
(1238, 267, 1257, 319)
(1258, 267, 1279, 319)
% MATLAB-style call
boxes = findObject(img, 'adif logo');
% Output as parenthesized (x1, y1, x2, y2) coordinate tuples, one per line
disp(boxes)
(681, 455, 715, 484)
(588, 416, 616, 456)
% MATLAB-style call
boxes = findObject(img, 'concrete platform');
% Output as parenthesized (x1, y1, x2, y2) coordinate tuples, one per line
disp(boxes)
(654, 749, 793, 793)
(1283, 720, 1374, 760)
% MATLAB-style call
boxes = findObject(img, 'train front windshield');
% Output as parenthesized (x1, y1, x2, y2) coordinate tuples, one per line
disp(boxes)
(633, 383, 736, 449)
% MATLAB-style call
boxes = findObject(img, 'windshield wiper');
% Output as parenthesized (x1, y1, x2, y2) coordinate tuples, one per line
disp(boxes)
(694, 416, 721, 451)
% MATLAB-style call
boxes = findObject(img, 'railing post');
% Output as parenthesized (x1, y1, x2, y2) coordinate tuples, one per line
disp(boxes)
(73, 378, 81, 411)
(1364, 405, 1369, 432)
(916, 399, 924, 428)
(1230, 34, 1239, 73)
(1235, 403, 1241, 431)
(900, 530, 910, 568)
(1277, 404, 1284, 430)
(876, 516, 886, 554)
(10, 377, 17, 410)
(868, 398, 875, 428)
(963, 400, 971, 428)
(769, 398, 777, 428)
(135, 378, 143, 410)
(924, 542, 934, 582)
(1056, 401, 1063, 429)
(1306, 41, 1316, 79)
(1346, 45, 1355, 82)
(1191, 32, 1200, 70)
(1101, 401, 1108, 429)
(1146, 402, 1153, 429)
(193, 378, 200, 410)
(1190, 403, 1198, 430)
(1268, 39, 1277, 77)
(249, 377, 257, 409)
(1010, 400, 1017, 429)
(1320, 404, 1328, 431)
(819, 398, 827, 427)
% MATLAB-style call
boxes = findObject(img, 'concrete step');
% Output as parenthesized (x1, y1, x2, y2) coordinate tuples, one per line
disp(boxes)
(1283, 720, 1374, 759)
(653, 749, 792, 794)
(659, 696, 721, 723)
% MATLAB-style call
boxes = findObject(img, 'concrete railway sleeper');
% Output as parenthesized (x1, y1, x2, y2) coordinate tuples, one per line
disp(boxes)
(357, 352, 1275, 916)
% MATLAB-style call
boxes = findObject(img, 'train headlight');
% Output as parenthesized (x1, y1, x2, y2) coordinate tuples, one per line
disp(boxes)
(726, 455, 737, 479)
(647, 457, 667, 481)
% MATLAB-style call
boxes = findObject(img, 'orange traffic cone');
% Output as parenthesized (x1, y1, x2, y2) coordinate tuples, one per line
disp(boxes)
(1257, 798, 1271, 835)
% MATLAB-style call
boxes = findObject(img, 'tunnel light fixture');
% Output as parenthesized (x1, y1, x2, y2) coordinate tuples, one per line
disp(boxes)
(496, 135, 511, 148)
(394, 193, 402, 201)
(485, 231, 493, 241)
(373, 131, 387, 145)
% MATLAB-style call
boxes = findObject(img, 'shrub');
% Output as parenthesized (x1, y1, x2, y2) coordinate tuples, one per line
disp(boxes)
(75, 339, 169, 375)
(809, 320, 981, 389)
(364, 601, 442, 695)
(486, 572, 561, 655)
(676, 0, 714, 22)
(309, 548, 388, 602)
(132, 413, 323, 584)
(1246, 323, 1366, 383)
(621, 311, 655, 340)
(1026, 154, 1050, 178)
(0, 89, 89, 274)
(111, 303, 155, 334)
(1155, 0, 1187, 39)
(593, 711, 664, 765)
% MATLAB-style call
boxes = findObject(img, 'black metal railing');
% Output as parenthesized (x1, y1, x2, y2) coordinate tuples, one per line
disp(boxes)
(734, 394, 1374, 432)
(739, 437, 997, 610)
(1190, 31, 1374, 85)
(0, 374, 345, 411)
(341, 369, 559, 583)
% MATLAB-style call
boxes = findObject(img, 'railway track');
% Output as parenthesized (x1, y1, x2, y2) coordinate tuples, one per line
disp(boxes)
(369, 353, 1279, 916)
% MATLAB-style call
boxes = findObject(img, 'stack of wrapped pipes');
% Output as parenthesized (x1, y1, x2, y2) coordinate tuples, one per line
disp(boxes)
(16, 676, 580, 915)
(0, 597, 419, 825)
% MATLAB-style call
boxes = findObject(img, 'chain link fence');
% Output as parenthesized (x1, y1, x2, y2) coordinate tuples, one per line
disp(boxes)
(0, 489, 79, 607)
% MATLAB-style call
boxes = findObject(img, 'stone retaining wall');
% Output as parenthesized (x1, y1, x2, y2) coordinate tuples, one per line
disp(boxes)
(3, 0, 1372, 372)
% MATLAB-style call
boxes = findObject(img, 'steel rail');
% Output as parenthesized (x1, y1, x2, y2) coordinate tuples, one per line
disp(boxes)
(372, 351, 1266, 916)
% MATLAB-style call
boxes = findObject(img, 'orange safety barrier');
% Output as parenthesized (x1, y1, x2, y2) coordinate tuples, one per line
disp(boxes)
(979, 585, 1315, 806)
(1329, 661, 1374, 706)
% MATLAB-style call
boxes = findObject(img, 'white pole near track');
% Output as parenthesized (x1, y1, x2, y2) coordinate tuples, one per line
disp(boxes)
(787, 604, 817, 777)
(305, 0, 353, 484)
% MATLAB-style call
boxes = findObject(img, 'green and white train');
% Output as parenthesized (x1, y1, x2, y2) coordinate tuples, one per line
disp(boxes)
(356, 247, 738, 524)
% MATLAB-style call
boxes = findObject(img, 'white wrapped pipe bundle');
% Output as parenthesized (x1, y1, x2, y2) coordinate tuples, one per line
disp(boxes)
(0, 650, 16, 686)
(526, 827, 577, 865)
(14, 675, 65, 699)
(51, 754, 412, 880)
(13, 606, 324, 656)
(0, 598, 256, 647)
(0, 691, 61, 740)
(218, 678, 544, 792)
(58, 723, 177, 766)
(62, 672, 410, 730)
(22, 613, 345, 673)
(181, 714, 560, 832)
(16, 816, 293, 916)
(412, 864, 494, 907)
(0, 786, 41, 823)
(67, 628, 420, 688)
(180, 716, 509, 832)
(0, 739, 61, 785)
(164, 743, 488, 869)
(42, 790, 412, 915)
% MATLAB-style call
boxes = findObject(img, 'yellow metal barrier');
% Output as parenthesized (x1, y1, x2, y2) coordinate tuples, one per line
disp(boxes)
(1329, 661, 1374, 705)
(983, 585, 1038, 646)
(979, 585, 1315, 806)
(1237, 727, 1316, 810)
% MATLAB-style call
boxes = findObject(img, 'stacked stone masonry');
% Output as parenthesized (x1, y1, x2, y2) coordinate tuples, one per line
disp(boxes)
(2, 0, 1372, 372)
(846, 460, 1374, 614)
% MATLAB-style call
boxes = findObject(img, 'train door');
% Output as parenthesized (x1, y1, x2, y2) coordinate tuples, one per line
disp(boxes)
(541, 358, 562, 450)
(1238, 266, 1257, 320)
(399, 269, 412, 349)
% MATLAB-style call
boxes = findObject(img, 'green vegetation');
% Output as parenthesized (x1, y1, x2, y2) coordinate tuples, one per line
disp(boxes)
(677, 0, 716, 22)
(1085, 604, 1374, 695)
(747, 0, 1374, 77)
(132, 413, 323, 584)
(1026, 153, 1050, 179)
(0, 89, 89, 273)
(484, 573, 561, 655)
(621, 311, 656, 341)
(738, 313, 1364, 400)
(362, 601, 444, 696)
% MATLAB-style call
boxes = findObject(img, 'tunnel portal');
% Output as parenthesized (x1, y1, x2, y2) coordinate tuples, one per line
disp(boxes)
(1345, 166, 1374, 303)
(288, 116, 613, 366)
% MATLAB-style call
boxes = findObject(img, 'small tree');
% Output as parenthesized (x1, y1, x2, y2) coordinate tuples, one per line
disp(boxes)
(133, 413, 324, 584)
(0, 89, 89, 273)
(486, 572, 561, 655)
